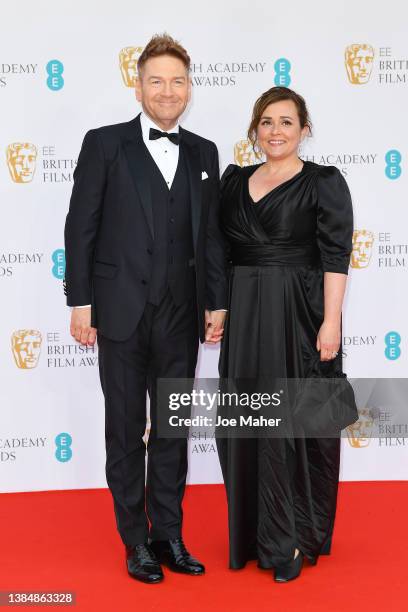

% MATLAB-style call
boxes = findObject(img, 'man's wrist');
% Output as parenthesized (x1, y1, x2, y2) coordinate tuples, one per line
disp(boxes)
(69, 304, 91, 311)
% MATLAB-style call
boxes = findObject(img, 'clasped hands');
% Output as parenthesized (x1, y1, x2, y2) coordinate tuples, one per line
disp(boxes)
(205, 309, 226, 344)
(70, 307, 226, 346)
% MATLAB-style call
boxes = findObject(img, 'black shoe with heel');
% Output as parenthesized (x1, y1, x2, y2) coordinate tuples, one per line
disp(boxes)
(274, 551, 304, 582)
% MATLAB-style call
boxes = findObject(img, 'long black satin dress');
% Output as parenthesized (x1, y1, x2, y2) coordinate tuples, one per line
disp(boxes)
(217, 161, 353, 569)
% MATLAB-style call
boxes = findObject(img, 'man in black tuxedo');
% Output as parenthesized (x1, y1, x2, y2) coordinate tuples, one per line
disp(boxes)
(64, 34, 228, 583)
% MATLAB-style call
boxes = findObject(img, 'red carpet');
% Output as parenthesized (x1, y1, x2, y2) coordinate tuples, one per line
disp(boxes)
(2, 483, 407, 611)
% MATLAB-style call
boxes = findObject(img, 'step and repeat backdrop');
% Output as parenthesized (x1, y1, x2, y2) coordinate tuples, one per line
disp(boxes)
(1, 1, 407, 492)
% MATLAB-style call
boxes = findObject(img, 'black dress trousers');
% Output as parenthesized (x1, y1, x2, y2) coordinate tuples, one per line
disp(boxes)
(98, 290, 198, 545)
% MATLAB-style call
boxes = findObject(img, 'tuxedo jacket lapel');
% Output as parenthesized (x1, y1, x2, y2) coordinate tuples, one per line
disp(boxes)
(123, 115, 154, 239)
(180, 129, 201, 252)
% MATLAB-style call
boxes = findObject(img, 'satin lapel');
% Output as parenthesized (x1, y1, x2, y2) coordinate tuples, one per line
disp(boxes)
(123, 116, 154, 239)
(181, 131, 201, 252)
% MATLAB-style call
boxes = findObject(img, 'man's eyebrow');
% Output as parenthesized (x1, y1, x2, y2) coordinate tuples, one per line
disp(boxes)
(148, 75, 187, 79)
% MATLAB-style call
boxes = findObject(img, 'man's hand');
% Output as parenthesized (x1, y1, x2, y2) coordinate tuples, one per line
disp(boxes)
(205, 310, 226, 344)
(70, 306, 97, 346)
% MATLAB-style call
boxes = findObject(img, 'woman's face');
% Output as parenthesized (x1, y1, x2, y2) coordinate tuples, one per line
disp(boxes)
(256, 100, 308, 162)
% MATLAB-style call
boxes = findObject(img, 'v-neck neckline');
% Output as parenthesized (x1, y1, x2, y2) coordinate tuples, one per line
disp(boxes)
(247, 161, 306, 205)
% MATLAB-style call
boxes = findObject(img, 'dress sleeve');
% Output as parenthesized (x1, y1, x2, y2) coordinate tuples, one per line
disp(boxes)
(220, 164, 239, 194)
(316, 166, 353, 274)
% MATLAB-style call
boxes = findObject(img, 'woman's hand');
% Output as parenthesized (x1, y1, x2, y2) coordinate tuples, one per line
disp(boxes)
(205, 310, 226, 344)
(316, 319, 341, 362)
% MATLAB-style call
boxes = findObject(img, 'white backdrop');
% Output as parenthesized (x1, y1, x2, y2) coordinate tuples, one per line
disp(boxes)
(1, 0, 407, 492)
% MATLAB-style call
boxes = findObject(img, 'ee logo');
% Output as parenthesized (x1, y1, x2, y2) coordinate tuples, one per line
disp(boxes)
(384, 331, 401, 360)
(55, 433, 72, 462)
(274, 58, 291, 86)
(385, 150, 401, 180)
(46, 60, 64, 91)
(52, 249, 65, 279)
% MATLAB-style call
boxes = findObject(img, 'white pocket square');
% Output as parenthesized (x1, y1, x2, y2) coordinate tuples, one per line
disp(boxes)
(201, 171, 208, 180)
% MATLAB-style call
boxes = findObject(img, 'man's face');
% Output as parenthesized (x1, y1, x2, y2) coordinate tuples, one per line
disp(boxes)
(12, 331, 42, 369)
(135, 55, 191, 130)
(345, 45, 374, 84)
(351, 231, 374, 268)
(7, 144, 37, 183)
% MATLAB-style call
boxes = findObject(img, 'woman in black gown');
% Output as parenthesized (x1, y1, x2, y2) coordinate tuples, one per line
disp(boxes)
(217, 87, 353, 582)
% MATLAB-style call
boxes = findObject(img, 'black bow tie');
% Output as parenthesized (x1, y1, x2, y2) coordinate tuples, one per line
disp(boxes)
(149, 127, 180, 145)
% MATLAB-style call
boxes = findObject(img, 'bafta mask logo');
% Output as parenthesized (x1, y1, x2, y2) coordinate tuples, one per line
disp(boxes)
(11, 329, 42, 369)
(346, 408, 374, 448)
(6, 143, 38, 183)
(345, 44, 375, 84)
(234, 139, 257, 167)
(119, 46, 144, 87)
(350, 230, 374, 269)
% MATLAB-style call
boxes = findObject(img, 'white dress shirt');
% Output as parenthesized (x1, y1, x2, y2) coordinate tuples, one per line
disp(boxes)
(140, 111, 179, 188)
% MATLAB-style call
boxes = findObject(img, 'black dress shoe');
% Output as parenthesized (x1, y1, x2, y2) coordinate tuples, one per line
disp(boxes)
(126, 544, 164, 584)
(274, 551, 304, 583)
(150, 538, 205, 575)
